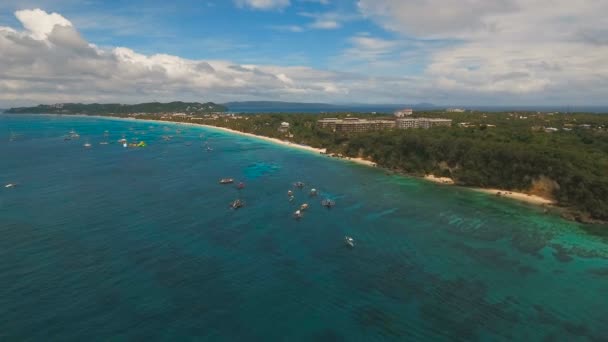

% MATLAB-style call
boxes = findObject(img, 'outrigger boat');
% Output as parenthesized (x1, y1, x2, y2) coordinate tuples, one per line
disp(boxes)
(321, 199, 336, 208)
(219, 178, 234, 184)
(230, 199, 244, 209)
(344, 236, 355, 248)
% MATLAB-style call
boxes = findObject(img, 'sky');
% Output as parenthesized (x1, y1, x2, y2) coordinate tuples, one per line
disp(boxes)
(0, 0, 607, 107)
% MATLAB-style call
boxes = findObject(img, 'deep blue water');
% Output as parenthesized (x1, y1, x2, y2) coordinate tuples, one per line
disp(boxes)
(1, 114, 608, 341)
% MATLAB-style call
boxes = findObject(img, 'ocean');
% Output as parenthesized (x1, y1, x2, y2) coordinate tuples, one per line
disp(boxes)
(1, 114, 607, 341)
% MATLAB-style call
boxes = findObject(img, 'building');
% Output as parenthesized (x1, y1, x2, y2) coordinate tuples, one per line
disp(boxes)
(394, 108, 413, 117)
(396, 118, 452, 129)
(317, 118, 395, 133)
(446, 108, 465, 113)
(278, 122, 290, 133)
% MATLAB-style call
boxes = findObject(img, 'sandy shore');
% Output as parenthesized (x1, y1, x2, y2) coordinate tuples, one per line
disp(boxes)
(79, 115, 554, 207)
(83, 115, 378, 168)
(471, 188, 555, 206)
(424, 175, 455, 185)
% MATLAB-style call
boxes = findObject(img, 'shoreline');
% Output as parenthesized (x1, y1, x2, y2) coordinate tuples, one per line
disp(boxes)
(62, 114, 555, 208)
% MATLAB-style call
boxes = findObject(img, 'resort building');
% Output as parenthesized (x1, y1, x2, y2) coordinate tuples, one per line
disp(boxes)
(394, 108, 414, 117)
(317, 118, 396, 133)
(278, 122, 290, 133)
(396, 118, 453, 129)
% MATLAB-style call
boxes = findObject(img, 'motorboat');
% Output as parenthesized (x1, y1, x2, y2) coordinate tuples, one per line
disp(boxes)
(344, 236, 355, 248)
(293, 210, 303, 219)
(321, 199, 335, 208)
(230, 199, 244, 209)
(219, 178, 234, 184)
(309, 188, 318, 197)
(300, 203, 309, 211)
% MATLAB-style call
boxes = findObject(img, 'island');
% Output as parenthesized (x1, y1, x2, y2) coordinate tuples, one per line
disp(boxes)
(5, 103, 608, 224)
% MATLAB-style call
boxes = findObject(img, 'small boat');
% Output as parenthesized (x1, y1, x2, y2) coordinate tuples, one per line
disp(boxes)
(344, 236, 355, 248)
(230, 199, 244, 209)
(321, 199, 335, 208)
(237, 182, 245, 190)
(5, 183, 16, 188)
(309, 188, 318, 197)
(294, 181, 305, 189)
(219, 178, 234, 184)
(293, 210, 303, 219)
(300, 203, 309, 211)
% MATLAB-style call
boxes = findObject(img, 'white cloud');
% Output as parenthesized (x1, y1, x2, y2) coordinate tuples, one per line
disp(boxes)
(14, 8, 72, 40)
(356, 0, 608, 102)
(235, 0, 290, 10)
(1, 9, 425, 106)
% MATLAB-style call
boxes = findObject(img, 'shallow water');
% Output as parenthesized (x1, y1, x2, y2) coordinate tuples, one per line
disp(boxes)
(1, 114, 607, 341)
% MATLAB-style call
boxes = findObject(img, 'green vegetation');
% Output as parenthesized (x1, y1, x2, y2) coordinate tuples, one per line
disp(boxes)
(8, 106, 608, 223)
(195, 111, 608, 223)
(5, 101, 226, 115)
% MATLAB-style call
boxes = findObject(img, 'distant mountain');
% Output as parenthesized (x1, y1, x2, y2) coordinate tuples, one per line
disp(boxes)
(6, 101, 227, 115)
(223, 101, 436, 113)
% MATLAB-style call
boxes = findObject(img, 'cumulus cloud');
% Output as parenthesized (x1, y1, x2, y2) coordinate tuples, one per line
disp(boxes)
(357, 0, 608, 102)
(0, 9, 426, 106)
(234, 0, 290, 10)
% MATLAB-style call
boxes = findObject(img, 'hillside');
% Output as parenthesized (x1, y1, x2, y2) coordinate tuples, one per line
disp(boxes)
(6, 101, 227, 115)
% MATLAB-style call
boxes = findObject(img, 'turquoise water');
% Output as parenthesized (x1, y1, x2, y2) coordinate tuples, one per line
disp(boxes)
(1, 114, 607, 341)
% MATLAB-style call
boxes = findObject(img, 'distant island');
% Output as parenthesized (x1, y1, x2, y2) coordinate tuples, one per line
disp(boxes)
(4, 103, 608, 226)
(5, 101, 227, 115)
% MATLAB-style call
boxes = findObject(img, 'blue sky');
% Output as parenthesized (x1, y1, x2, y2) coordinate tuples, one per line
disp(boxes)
(0, 0, 607, 106)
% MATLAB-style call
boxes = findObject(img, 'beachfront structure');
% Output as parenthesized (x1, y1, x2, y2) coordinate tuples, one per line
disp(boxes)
(278, 122, 290, 132)
(446, 108, 466, 113)
(317, 118, 396, 133)
(396, 118, 453, 129)
(394, 108, 413, 117)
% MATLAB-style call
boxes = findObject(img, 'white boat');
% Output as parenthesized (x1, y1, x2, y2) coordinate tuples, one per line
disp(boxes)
(344, 236, 355, 248)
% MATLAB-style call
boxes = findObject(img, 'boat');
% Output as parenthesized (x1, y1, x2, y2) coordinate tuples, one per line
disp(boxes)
(294, 181, 305, 189)
(293, 210, 303, 219)
(321, 199, 335, 208)
(230, 199, 244, 209)
(219, 178, 234, 184)
(300, 203, 309, 211)
(309, 188, 318, 197)
(237, 182, 245, 190)
(344, 236, 355, 248)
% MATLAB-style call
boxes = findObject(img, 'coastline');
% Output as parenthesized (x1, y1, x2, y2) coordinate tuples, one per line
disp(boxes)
(68, 115, 555, 207)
